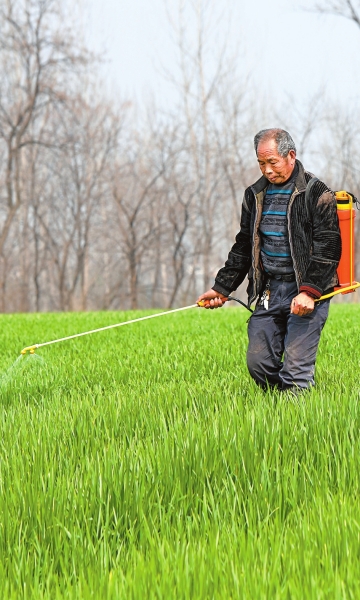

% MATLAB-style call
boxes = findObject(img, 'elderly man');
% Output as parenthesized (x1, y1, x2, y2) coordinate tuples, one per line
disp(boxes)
(197, 128, 341, 392)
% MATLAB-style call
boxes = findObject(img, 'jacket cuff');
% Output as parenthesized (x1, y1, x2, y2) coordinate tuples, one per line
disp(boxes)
(212, 283, 232, 296)
(299, 284, 322, 299)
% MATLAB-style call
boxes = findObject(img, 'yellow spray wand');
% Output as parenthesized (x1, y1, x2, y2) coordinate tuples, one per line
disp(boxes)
(315, 283, 360, 301)
(20, 296, 251, 356)
(20, 304, 199, 355)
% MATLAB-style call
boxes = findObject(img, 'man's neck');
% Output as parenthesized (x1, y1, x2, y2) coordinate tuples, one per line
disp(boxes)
(271, 163, 298, 187)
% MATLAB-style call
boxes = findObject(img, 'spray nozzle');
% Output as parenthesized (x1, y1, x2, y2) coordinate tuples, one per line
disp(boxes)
(21, 346, 37, 356)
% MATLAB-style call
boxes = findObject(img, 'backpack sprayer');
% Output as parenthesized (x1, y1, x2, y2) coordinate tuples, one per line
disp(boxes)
(20, 190, 359, 357)
(316, 190, 360, 301)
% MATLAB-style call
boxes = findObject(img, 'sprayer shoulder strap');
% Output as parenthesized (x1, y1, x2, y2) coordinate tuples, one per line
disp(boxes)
(304, 176, 319, 221)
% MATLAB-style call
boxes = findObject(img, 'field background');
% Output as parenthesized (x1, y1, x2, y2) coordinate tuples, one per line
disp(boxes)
(0, 304, 359, 599)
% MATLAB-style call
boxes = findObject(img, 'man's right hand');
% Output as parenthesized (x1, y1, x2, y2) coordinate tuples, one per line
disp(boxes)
(196, 289, 228, 309)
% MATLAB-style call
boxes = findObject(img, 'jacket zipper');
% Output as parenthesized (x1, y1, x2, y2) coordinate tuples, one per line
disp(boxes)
(287, 188, 302, 291)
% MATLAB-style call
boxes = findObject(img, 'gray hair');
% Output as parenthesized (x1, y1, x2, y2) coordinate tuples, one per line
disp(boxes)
(254, 128, 296, 157)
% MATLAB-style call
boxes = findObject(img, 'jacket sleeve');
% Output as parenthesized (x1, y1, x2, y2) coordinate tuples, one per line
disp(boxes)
(299, 184, 341, 298)
(212, 189, 253, 295)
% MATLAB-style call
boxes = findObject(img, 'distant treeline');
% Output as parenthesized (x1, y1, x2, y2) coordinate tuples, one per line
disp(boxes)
(0, 0, 359, 312)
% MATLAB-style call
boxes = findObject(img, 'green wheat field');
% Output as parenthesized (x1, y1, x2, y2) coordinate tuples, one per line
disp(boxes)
(0, 303, 359, 599)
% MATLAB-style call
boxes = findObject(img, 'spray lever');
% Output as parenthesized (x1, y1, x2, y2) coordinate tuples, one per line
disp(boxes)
(197, 296, 253, 312)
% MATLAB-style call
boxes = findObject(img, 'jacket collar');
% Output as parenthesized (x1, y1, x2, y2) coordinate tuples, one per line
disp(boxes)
(293, 160, 307, 192)
(251, 159, 307, 195)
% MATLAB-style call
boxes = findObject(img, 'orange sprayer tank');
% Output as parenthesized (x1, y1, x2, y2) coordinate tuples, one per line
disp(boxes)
(335, 191, 356, 293)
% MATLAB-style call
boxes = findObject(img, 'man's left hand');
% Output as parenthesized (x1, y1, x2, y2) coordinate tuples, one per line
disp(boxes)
(291, 292, 315, 316)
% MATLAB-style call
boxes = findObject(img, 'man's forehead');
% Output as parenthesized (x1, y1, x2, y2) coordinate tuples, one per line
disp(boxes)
(257, 139, 280, 159)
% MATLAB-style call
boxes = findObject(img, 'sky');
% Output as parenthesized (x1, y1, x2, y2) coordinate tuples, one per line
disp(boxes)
(83, 0, 360, 113)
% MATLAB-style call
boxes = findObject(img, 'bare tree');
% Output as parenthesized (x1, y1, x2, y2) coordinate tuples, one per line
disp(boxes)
(33, 97, 122, 311)
(313, 0, 360, 27)
(110, 127, 166, 310)
(164, 0, 239, 290)
(161, 128, 198, 307)
(0, 0, 91, 306)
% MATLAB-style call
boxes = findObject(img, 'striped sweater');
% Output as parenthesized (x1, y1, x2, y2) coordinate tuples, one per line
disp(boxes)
(259, 169, 298, 276)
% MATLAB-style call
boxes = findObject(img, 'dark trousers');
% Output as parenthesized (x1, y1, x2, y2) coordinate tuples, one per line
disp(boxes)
(246, 279, 330, 390)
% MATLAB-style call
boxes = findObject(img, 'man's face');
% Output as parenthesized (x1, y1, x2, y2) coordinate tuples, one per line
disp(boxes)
(257, 139, 296, 184)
